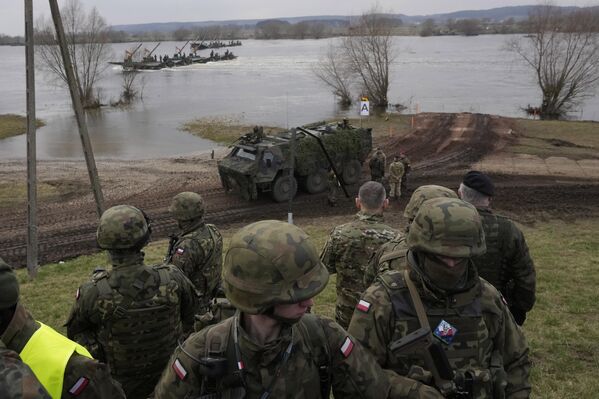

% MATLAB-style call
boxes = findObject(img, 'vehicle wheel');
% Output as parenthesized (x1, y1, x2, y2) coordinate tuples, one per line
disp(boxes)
(342, 160, 362, 184)
(303, 169, 328, 194)
(271, 174, 298, 202)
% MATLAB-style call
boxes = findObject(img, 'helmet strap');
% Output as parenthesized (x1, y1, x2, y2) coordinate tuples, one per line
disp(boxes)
(263, 307, 302, 325)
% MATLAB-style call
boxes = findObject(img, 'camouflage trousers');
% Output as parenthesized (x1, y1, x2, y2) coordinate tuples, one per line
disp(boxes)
(390, 180, 402, 198)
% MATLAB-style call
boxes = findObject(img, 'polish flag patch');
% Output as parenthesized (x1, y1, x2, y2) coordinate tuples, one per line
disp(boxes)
(237, 360, 245, 370)
(176, 248, 185, 255)
(340, 336, 354, 358)
(356, 299, 371, 313)
(68, 377, 89, 396)
(172, 358, 187, 380)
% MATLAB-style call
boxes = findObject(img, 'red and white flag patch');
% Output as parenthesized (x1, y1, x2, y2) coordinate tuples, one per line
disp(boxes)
(68, 377, 89, 396)
(237, 360, 245, 370)
(172, 358, 188, 380)
(356, 299, 371, 313)
(176, 248, 185, 255)
(340, 336, 354, 358)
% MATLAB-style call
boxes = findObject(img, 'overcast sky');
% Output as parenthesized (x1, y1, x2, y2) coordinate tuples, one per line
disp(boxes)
(2, 0, 595, 36)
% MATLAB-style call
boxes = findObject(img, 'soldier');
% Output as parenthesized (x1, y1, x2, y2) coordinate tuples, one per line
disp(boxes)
(165, 192, 224, 313)
(388, 155, 405, 200)
(364, 185, 458, 286)
(399, 152, 411, 194)
(320, 181, 399, 329)
(369, 148, 386, 182)
(349, 198, 531, 398)
(66, 205, 198, 398)
(154, 220, 442, 399)
(0, 258, 125, 399)
(458, 171, 536, 325)
(327, 168, 340, 207)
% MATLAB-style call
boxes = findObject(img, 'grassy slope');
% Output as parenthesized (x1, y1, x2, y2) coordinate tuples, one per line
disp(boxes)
(15, 218, 599, 398)
(0, 114, 45, 140)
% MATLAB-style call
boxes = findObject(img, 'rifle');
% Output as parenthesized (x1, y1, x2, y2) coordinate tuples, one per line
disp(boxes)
(390, 327, 473, 398)
(164, 233, 178, 263)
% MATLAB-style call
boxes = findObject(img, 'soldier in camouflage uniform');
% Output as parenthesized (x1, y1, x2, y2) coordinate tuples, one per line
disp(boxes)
(154, 220, 443, 399)
(388, 156, 405, 200)
(399, 153, 411, 194)
(349, 198, 531, 398)
(364, 185, 458, 286)
(458, 171, 536, 325)
(0, 258, 124, 399)
(165, 192, 224, 314)
(66, 205, 198, 398)
(327, 169, 340, 207)
(320, 181, 399, 329)
(0, 338, 51, 399)
(369, 148, 386, 182)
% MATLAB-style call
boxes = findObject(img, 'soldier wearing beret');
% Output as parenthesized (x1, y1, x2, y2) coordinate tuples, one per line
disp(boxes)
(349, 198, 531, 398)
(459, 171, 536, 325)
(155, 220, 442, 399)
(0, 258, 125, 398)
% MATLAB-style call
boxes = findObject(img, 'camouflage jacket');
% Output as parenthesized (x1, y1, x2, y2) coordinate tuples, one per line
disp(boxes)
(0, 338, 51, 399)
(472, 207, 536, 317)
(1, 303, 125, 399)
(364, 232, 407, 287)
(65, 251, 198, 398)
(388, 161, 405, 183)
(320, 212, 399, 329)
(154, 313, 442, 399)
(348, 261, 531, 399)
(369, 155, 386, 178)
(167, 221, 224, 307)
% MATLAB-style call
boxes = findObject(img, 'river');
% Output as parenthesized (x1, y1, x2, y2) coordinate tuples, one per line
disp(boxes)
(0, 35, 597, 160)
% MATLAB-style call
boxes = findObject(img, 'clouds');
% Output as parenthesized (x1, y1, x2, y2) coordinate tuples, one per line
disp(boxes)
(2, 0, 594, 36)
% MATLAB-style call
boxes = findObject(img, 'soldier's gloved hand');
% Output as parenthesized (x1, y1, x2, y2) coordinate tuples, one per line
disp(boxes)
(407, 365, 433, 384)
(509, 306, 527, 325)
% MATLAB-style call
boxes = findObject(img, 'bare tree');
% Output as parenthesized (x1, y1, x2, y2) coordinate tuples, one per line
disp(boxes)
(313, 43, 354, 106)
(342, 10, 396, 107)
(35, 0, 112, 108)
(507, 5, 599, 119)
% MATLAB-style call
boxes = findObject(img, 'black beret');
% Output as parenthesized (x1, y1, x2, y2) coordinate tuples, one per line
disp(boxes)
(463, 171, 494, 196)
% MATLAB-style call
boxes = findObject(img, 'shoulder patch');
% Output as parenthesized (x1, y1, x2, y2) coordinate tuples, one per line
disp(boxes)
(68, 377, 89, 396)
(172, 358, 188, 380)
(356, 299, 371, 313)
(340, 336, 354, 358)
(175, 247, 185, 255)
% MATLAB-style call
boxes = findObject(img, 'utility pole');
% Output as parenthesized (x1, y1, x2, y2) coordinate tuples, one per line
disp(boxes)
(48, 0, 105, 218)
(25, 0, 37, 278)
(287, 128, 296, 225)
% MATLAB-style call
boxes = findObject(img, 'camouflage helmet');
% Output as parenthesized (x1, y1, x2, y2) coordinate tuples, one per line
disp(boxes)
(222, 220, 329, 314)
(97, 205, 150, 250)
(407, 197, 486, 258)
(169, 192, 204, 221)
(404, 185, 458, 221)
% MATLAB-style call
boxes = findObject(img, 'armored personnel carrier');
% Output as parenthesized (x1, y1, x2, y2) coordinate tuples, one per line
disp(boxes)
(218, 121, 372, 202)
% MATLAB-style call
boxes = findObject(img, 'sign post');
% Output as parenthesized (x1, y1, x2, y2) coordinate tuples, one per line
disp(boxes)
(360, 97, 369, 127)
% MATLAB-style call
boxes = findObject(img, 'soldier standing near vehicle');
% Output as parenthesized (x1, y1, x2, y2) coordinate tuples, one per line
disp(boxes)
(399, 152, 411, 193)
(388, 155, 405, 200)
(349, 198, 531, 398)
(364, 185, 458, 286)
(154, 220, 443, 399)
(369, 148, 386, 182)
(0, 258, 125, 399)
(66, 205, 198, 398)
(458, 171, 536, 325)
(327, 169, 340, 207)
(165, 192, 224, 314)
(320, 181, 399, 329)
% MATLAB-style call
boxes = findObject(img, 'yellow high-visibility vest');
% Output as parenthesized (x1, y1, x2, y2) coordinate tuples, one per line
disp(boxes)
(20, 322, 92, 399)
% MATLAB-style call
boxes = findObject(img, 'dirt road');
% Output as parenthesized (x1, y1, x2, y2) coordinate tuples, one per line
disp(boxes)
(1, 113, 597, 267)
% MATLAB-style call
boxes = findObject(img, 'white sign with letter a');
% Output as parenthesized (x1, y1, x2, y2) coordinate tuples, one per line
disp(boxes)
(360, 98, 370, 116)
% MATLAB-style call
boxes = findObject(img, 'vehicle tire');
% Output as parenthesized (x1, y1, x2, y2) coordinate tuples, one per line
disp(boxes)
(342, 160, 362, 184)
(303, 169, 328, 194)
(271, 174, 298, 202)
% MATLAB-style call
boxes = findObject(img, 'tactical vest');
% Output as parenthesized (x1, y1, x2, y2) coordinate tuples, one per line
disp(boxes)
(20, 322, 92, 399)
(197, 314, 331, 399)
(93, 265, 182, 381)
(472, 211, 511, 294)
(379, 271, 500, 398)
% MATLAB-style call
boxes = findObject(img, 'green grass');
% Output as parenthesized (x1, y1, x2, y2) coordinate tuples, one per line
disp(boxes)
(0, 114, 45, 140)
(180, 116, 283, 145)
(509, 119, 599, 160)
(14, 218, 599, 398)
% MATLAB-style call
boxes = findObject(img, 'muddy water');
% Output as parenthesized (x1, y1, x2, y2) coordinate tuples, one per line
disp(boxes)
(0, 35, 597, 160)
